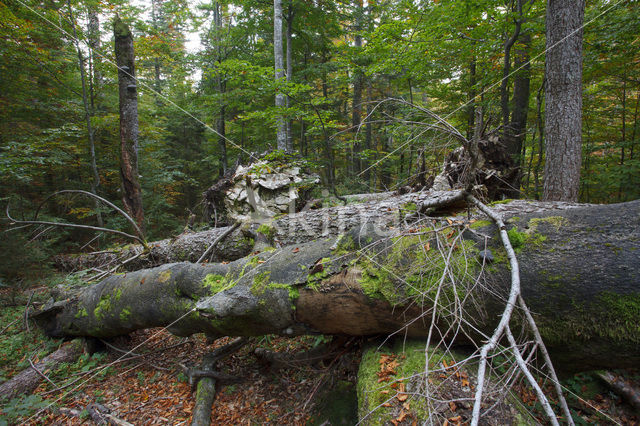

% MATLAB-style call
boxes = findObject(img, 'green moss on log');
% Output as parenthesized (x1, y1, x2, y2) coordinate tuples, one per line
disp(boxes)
(356, 232, 479, 309)
(537, 291, 640, 346)
(202, 273, 236, 294)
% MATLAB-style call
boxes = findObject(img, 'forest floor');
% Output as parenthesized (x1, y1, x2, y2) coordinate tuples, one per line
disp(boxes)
(0, 283, 639, 425)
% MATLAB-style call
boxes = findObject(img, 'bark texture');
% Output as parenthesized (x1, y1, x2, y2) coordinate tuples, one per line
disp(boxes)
(273, 0, 288, 151)
(543, 0, 585, 201)
(0, 340, 83, 400)
(114, 16, 145, 234)
(54, 191, 450, 272)
(34, 198, 640, 372)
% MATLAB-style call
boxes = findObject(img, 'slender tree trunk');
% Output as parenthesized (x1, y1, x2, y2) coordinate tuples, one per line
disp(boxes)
(151, 0, 164, 98)
(363, 82, 372, 184)
(285, 2, 294, 152)
(542, 0, 585, 201)
(352, 0, 364, 174)
(87, 5, 102, 108)
(114, 16, 145, 235)
(467, 55, 477, 141)
(500, 0, 523, 131)
(509, 33, 531, 159)
(213, 2, 227, 175)
(630, 90, 640, 162)
(507, 32, 531, 197)
(533, 81, 545, 200)
(274, 0, 288, 151)
(619, 78, 626, 201)
(69, 2, 103, 228)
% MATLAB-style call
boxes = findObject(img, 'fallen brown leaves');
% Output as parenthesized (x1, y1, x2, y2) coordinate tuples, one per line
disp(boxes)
(35, 330, 358, 425)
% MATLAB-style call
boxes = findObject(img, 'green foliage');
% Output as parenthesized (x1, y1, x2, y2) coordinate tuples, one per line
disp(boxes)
(0, 0, 637, 267)
(0, 229, 52, 297)
(0, 395, 50, 423)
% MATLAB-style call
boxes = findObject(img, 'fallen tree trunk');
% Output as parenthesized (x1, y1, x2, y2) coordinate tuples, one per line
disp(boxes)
(0, 339, 83, 400)
(53, 191, 463, 272)
(34, 197, 640, 372)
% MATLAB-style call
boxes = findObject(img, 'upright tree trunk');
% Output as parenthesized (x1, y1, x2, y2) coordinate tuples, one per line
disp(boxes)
(151, 0, 164, 96)
(87, 5, 102, 107)
(509, 32, 531, 159)
(213, 2, 227, 175)
(619, 77, 626, 201)
(114, 16, 145, 235)
(500, 0, 523, 131)
(274, 0, 288, 151)
(506, 32, 531, 197)
(351, 0, 364, 175)
(543, 0, 585, 202)
(69, 2, 103, 228)
(467, 55, 477, 141)
(285, 2, 294, 152)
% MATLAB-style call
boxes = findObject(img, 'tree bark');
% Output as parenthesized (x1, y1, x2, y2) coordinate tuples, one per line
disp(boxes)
(212, 2, 227, 176)
(274, 0, 288, 151)
(351, 0, 364, 175)
(543, 0, 585, 201)
(53, 191, 444, 272)
(0, 340, 83, 400)
(34, 197, 640, 373)
(285, 1, 294, 152)
(87, 5, 102, 99)
(114, 16, 145, 235)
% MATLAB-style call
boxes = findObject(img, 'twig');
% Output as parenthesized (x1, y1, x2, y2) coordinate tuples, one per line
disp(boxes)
(28, 357, 61, 391)
(466, 194, 541, 425)
(0, 318, 20, 335)
(7, 205, 145, 245)
(123, 397, 172, 415)
(33, 190, 145, 244)
(467, 194, 567, 426)
(505, 326, 559, 425)
(24, 291, 35, 333)
(88, 250, 144, 282)
(80, 234, 101, 251)
(518, 295, 574, 424)
(196, 222, 240, 264)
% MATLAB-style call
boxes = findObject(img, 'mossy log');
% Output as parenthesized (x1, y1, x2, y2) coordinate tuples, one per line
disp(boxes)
(34, 199, 640, 372)
(53, 191, 464, 272)
(0, 339, 83, 400)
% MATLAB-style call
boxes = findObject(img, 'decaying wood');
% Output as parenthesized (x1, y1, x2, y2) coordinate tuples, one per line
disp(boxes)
(189, 337, 249, 426)
(0, 340, 83, 400)
(32, 197, 640, 372)
(54, 190, 465, 272)
(597, 371, 640, 412)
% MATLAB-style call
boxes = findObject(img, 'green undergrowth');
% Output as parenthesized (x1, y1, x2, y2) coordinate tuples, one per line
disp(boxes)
(358, 340, 540, 425)
(357, 340, 461, 425)
(0, 281, 117, 424)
